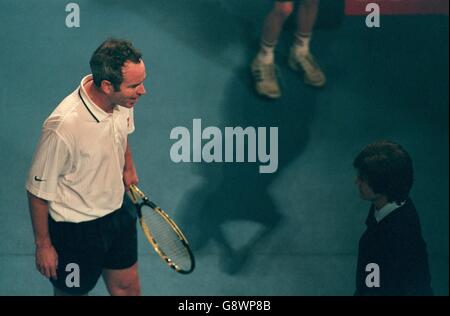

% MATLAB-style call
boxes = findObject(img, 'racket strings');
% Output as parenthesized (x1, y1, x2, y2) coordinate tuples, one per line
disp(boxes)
(141, 205, 192, 271)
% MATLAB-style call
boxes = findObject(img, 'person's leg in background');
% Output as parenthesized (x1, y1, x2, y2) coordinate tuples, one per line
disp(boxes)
(251, 1, 295, 99)
(289, 0, 326, 87)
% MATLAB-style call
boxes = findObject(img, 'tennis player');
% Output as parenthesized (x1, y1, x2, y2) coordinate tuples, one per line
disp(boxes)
(26, 38, 147, 296)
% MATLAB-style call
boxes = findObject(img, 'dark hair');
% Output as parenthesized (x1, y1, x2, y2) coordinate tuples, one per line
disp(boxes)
(353, 140, 414, 204)
(89, 38, 142, 91)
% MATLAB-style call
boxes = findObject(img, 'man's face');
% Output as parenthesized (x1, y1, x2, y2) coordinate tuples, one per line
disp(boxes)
(110, 60, 147, 108)
(355, 175, 379, 202)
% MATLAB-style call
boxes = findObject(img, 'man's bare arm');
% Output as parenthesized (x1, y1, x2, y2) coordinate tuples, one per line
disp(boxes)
(27, 191, 58, 280)
(123, 140, 139, 190)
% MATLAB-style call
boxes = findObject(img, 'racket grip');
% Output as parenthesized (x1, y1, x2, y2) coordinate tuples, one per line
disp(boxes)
(127, 186, 138, 204)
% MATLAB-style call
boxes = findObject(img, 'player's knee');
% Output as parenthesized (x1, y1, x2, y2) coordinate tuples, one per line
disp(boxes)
(273, 3, 294, 18)
(124, 281, 141, 296)
(110, 279, 141, 296)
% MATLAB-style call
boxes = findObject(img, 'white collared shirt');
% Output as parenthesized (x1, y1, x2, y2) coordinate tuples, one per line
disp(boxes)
(26, 75, 135, 223)
(374, 200, 406, 223)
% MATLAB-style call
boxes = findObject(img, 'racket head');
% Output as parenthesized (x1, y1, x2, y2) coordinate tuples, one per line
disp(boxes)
(138, 201, 195, 274)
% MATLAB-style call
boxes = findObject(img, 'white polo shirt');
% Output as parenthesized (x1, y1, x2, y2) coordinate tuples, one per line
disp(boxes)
(26, 75, 135, 223)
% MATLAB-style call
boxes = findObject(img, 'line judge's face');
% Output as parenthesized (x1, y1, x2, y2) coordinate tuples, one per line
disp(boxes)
(111, 60, 147, 108)
(355, 175, 379, 202)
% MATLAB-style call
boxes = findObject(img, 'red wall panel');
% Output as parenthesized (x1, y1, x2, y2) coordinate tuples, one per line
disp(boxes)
(345, 0, 449, 15)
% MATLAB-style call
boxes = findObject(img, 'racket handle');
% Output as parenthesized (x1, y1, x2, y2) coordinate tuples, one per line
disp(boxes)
(127, 185, 138, 204)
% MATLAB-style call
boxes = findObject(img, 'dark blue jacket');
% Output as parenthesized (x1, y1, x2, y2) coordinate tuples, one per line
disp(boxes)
(355, 198, 433, 296)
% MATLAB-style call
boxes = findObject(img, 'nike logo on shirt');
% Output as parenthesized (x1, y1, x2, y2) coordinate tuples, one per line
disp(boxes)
(34, 176, 46, 182)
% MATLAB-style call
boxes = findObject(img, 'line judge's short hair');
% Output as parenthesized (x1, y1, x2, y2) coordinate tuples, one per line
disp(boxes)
(353, 140, 414, 204)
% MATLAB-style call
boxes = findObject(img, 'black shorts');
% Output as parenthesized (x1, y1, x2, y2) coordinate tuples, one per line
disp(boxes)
(48, 197, 137, 295)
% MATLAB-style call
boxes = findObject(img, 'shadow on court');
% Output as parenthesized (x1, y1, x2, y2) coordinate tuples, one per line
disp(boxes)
(175, 43, 320, 274)
(92, 0, 265, 69)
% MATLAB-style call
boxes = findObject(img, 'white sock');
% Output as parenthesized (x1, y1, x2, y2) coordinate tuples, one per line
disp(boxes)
(256, 40, 276, 65)
(293, 32, 311, 56)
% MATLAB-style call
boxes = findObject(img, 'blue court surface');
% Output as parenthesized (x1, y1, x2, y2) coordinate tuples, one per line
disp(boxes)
(0, 1, 448, 295)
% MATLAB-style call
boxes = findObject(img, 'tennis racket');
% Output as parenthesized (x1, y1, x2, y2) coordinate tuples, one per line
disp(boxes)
(127, 184, 195, 274)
